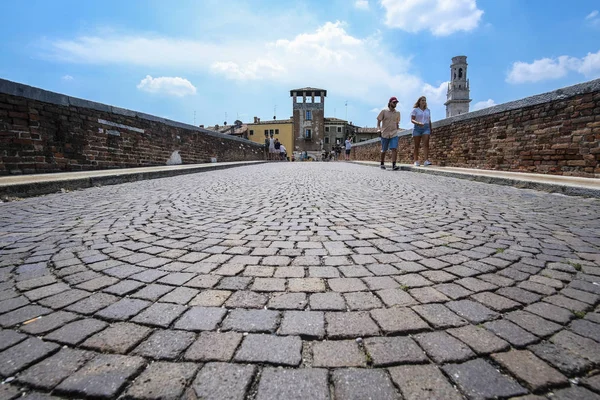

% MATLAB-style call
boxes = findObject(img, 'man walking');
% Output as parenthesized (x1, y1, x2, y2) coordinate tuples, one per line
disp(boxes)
(377, 97, 401, 170)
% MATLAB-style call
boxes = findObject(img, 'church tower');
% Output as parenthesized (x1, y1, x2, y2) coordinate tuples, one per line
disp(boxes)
(445, 56, 471, 118)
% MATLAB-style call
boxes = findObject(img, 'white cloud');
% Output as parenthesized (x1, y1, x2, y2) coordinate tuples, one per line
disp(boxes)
(422, 81, 448, 105)
(370, 107, 382, 113)
(579, 50, 600, 77)
(61, 74, 74, 81)
(42, 21, 451, 125)
(380, 0, 484, 36)
(506, 50, 600, 83)
(136, 75, 197, 97)
(472, 99, 496, 111)
(586, 10, 598, 19)
(211, 59, 285, 81)
(355, 0, 369, 10)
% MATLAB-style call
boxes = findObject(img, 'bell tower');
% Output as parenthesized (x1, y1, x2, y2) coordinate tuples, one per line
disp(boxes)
(445, 56, 471, 118)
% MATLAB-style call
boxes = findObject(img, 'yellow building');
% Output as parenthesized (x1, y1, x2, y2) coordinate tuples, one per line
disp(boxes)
(246, 117, 294, 158)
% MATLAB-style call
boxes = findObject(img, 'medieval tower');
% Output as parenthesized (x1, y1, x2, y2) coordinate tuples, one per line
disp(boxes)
(445, 56, 471, 118)
(290, 87, 326, 156)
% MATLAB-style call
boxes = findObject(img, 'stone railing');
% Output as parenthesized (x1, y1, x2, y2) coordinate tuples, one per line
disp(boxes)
(353, 79, 600, 177)
(0, 79, 263, 175)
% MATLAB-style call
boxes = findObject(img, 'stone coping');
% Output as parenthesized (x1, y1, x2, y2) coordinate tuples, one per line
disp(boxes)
(352, 161, 600, 198)
(0, 78, 262, 147)
(0, 161, 266, 199)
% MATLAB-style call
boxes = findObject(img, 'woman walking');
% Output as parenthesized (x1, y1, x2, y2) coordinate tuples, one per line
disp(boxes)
(410, 96, 432, 166)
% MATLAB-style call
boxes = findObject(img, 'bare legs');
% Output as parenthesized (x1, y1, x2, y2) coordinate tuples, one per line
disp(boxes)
(423, 134, 430, 162)
(413, 136, 421, 163)
(413, 135, 431, 164)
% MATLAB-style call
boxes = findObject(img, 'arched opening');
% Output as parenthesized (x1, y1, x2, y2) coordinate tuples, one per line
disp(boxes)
(458, 68, 463, 79)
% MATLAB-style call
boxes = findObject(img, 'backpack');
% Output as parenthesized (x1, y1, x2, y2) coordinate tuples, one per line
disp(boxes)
(274, 141, 281, 150)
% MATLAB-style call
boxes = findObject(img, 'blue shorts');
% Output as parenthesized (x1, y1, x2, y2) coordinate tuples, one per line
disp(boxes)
(381, 136, 399, 151)
(413, 125, 431, 137)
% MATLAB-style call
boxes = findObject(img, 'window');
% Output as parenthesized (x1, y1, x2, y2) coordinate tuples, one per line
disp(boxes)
(249, 130, 254, 136)
(325, 127, 329, 132)
(324, 137, 329, 144)
(275, 129, 279, 135)
(264, 130, 268, 136)
(305, 129, 312, 139)
(337, 127, 342, 133)
(306, 110, 312, 120)
(459, 68, 463, 78)
(269, 129, 274, 135)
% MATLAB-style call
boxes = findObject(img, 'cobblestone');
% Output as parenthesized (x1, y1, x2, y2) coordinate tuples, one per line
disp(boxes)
(192, 362, 256, 400)
(312, 340, 366, 367)
(124, 362, 197, 400)
(16, 348, 95, 390)
(132, 329, 195, 360)
(415, 330, 475, 363)
(233, 333, 302, 366)
(389, 364, 463, 400)
(0, 337, 59, 377)
(332, 369, 399, 400)
(492, 350, 568, 392)
(256, 368, 329, 400)
(81, 322, 152, 353)
(184, 331, 242, 362)
(363, 336, 428, 366)
(1, 163, 599, 399)
(56, 354, 146, 398)
(443, 358, 528, 399)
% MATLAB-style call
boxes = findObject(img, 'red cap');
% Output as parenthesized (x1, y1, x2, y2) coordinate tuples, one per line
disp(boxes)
(389, 96, 398, 103)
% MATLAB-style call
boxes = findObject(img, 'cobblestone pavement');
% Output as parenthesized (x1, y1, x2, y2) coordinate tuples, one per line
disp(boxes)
(1, 162, 600, 400)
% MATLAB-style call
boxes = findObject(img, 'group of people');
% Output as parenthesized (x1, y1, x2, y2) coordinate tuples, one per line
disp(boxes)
(377, 95, 432, 170)
(264, 134, 288, 161)
(322, 137, 353, 162)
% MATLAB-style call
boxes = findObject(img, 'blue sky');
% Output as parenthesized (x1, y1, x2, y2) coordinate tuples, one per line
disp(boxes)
(1, 0, 599, 129)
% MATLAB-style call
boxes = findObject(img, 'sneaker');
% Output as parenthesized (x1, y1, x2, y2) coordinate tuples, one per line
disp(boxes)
(392, 165, 400, 171)
(413, 162, 420, 167)
(423, 160, 432, 166)
(380, 165, 386, 170)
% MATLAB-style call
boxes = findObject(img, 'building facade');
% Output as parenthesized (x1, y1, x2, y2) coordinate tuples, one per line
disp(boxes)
(246, 118, 293, 157)
(445, 55, 472, 118)
(290, 87, 326, 157)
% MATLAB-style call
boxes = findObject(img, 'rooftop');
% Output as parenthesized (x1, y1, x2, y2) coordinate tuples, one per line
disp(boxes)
(290, 87, 327, 96)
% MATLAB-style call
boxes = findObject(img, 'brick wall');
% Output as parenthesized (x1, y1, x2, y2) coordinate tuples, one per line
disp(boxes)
(353, 79, 600, 178)
(0, 79, 263, 175)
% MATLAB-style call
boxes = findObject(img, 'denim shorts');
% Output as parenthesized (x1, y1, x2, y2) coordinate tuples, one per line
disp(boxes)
(413, 125, 431, 137)
(381, 136, 399, 151)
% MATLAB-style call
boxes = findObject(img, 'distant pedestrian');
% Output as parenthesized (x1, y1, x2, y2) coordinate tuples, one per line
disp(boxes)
(410, 96, 432, 166)
(377, 96, 401, 170)
(264, 134, 270, 160)
(269, 134, 276, 161)
(279, 144, 287, 160)
(274, 138, 281, 161)
(344, 137, 352, 161)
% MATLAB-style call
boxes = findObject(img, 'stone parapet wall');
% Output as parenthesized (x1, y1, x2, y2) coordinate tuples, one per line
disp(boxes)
(0, 79, 263, 175)
(353, 79, 600, 177)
